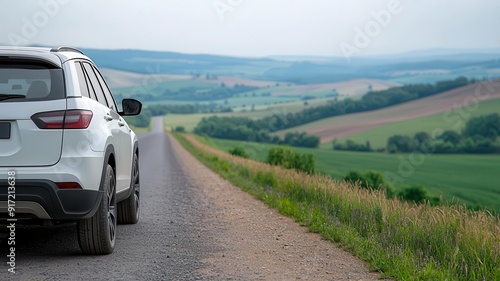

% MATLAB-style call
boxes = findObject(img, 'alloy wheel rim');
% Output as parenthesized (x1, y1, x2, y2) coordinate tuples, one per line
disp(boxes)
(133, 157, 140, 216)
(107, 174, 117, 243)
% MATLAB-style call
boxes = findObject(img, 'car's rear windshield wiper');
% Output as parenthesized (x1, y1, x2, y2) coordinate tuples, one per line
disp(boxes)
(0, 94, 26, 101)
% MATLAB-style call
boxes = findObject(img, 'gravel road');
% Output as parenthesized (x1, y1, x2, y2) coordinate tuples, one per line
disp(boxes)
(0, 117, 379, 280)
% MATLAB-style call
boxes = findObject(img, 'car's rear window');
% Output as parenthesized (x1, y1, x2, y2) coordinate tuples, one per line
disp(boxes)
(0, 62, 65, 102)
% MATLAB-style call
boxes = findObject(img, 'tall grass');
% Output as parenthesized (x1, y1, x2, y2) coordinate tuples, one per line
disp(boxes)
(175, 133, 500, 280)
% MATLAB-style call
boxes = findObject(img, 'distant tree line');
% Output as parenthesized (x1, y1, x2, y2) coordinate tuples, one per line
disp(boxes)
(194, 116, 320, 148)
(333, 140, 376, 152)
(193, 77, 472, 148)
(239, 77, 471, 133)
(387, 113, 500, 154)
(334, 113, 500, 154)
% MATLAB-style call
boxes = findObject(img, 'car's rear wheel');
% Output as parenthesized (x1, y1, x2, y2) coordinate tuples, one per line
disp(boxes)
(118, 153, 140, 224)
(77, 164, 117, 254)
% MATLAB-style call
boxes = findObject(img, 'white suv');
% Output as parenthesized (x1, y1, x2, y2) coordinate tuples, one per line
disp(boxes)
(0, 46, 142, 254)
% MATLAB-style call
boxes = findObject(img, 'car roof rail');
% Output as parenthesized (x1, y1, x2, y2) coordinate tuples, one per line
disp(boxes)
(50, 46, 84, 54)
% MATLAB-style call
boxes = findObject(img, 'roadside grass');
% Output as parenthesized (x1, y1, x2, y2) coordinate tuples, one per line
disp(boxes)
(196, 136, 500, 212)
(174, 133, 500, 281)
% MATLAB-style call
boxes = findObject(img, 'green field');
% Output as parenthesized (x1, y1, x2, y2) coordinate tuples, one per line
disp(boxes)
(336, 98, 500, 149)
(196, 136, 500, 212)
(162, 98, 336, 131)
(164, 113, 213, 131)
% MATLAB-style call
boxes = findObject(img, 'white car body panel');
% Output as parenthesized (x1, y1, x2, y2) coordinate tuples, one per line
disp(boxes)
(0, 46, 141, 219)
(0, 100, 66, 167)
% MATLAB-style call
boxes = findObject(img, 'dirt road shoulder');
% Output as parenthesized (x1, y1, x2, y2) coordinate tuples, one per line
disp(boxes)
(168, 133, 380, 280)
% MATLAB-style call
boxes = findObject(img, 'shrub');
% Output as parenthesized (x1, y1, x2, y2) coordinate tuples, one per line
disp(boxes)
(343, 170, 394, 198)
(267, 147, 316, 175)
(398, 185, 430, 204)
(437, 130, 462, 145)
(283, 132, 320, 148)
(174, 126, 186, 133)
(387, 135, 414, 152)
(228, 146, 250, 159)
(463, 113, 500, 139)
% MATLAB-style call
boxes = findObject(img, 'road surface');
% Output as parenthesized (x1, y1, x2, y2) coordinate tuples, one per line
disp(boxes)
(1, 117, 378, 280)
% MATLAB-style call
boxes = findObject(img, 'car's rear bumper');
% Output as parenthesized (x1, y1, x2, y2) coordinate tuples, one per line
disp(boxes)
(0, 180, 103, 220)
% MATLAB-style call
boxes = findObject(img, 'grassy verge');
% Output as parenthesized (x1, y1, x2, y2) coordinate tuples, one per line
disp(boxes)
(197, 136, 500, 212)
(174, 133, 500, 280)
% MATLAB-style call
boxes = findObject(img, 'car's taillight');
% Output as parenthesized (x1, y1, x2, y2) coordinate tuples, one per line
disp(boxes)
(64, 110, 93, 129)
(31, 110, 93, 129)
(56, 182, 82, 189)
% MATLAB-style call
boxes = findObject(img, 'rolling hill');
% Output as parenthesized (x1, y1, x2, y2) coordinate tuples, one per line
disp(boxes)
(277, 80, 500, 143)
(83, 48, 500, 84)
(334, 97, 500, 149)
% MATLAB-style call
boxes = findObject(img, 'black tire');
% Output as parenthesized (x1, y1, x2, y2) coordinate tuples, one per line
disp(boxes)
(77, 164, 117, 255)
(118, 153, 140, 224)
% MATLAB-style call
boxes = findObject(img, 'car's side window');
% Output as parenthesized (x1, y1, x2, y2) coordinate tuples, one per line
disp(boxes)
(79, 63, 99, 102)
(82, 62, 109, 108)
(74, 62, 91, 99)
(93, 66, 117, 112)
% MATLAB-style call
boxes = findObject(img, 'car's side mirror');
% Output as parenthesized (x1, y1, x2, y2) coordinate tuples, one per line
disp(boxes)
(120, 99, 142, 116)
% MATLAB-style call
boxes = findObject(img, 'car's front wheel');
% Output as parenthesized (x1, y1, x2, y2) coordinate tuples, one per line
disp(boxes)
(118, 152, 140, 224)
(77, 164, 117, 255)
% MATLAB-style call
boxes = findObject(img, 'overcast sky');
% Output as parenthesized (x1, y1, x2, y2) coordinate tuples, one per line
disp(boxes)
(1, 0, 500, 57)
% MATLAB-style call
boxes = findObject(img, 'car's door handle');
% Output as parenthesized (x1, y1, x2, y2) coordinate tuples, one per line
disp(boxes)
(118, 122, 126, 127)
(104, 114, 113, 121)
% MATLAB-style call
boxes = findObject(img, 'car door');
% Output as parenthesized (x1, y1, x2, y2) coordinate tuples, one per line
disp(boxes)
(81, 62, 130, 193)
(93, 65, 133, 192)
